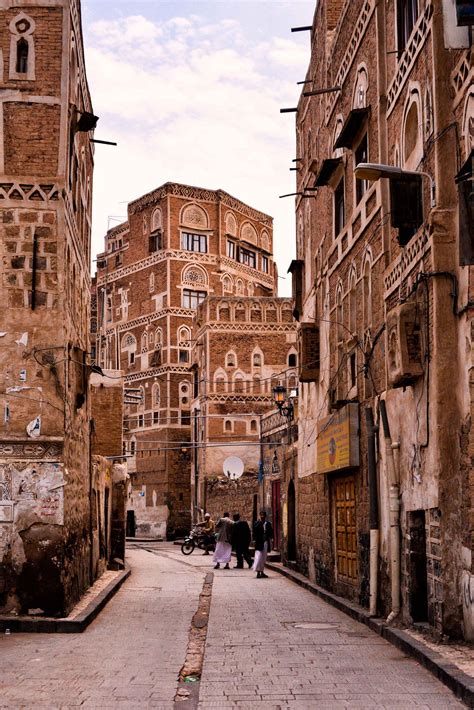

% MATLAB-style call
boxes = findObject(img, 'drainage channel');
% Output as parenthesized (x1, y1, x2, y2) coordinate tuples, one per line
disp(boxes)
(174, 572, 214, 709)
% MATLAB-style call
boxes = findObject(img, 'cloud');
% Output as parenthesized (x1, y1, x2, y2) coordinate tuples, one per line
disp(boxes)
(85, 11, 310, 294)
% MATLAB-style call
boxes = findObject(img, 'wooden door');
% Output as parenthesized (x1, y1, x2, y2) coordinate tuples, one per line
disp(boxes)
(334, 475, 357, 583)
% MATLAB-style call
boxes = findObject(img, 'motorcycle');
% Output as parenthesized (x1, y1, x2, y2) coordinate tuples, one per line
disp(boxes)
(181, 525, 215, 555)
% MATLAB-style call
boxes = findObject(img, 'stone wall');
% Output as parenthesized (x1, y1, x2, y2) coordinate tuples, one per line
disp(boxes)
(205, 474, 258, 527)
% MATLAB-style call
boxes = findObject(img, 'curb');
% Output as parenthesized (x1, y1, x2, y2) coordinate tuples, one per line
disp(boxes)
(266, 561, 474, 708)
(0, 565, 131, 634)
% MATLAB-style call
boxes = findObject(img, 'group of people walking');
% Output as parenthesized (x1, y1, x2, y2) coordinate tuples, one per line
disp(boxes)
(198, 511, 274, 579)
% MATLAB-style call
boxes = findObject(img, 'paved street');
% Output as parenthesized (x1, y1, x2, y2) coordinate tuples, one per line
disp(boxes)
(0, 543, 466, 709)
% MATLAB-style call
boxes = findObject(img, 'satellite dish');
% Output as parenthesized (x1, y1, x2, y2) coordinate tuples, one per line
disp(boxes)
(223, 456, 244, 480)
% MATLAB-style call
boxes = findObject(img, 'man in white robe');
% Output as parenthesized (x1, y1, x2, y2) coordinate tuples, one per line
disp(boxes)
(213, 512, 234, 569)
(252, 510, 274, 578)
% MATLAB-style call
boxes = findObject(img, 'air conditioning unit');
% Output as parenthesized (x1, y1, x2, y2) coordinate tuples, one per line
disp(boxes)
(386, 302, 424, 388)
(298, 323, 320, 382)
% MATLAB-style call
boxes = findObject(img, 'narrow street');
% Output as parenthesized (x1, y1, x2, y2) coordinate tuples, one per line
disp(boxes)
(1, 543, 465, 709)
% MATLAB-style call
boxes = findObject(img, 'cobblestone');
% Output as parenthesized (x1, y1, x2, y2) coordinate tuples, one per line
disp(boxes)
(0, 543, 468, 708)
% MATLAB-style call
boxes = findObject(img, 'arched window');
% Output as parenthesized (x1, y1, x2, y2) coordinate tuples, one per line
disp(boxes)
(402, 87, 423, 167)
(141, 332, 148, 353)
(235, 279, 244, 295)
(349, 272, 357, 335)
(215, 374, 226, 393)
(363, 260, 372, 329)
(9, 14, 35, 81)
(152, 383, 160, 408)
(154, 328, 162, 349)
(122, 333, 136, 351)
(253, 376, 261, 394)
(226, 352, 236, 368)
(288, 353, 297, 367)
(178, 326, 191, 344)
(253, 352, 262, 367)
(250, 420, 258, 433)
(404, 102, 419, 160)
(152, 208, 162, 231)
(234, 373, 244, 393)
(222, 274, 233, 293)
(16, 37, 28, 73)
(224, 420, 232, 432)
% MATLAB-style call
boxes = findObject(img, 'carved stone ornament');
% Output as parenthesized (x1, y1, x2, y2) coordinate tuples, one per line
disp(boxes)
(0, 441, 63, 460)
(183, 267, 207, 285)
(182, 204, 208, 229)
(241, 222, 258, 244)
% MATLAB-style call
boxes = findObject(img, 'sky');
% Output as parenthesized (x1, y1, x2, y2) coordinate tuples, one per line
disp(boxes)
(81, 0, 315, 296)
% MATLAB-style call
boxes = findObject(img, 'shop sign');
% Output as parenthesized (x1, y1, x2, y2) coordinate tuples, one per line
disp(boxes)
(316, 403, 359, 473)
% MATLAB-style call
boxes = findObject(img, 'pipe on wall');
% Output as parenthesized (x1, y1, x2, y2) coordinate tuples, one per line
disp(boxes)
(365, 406, 379, 617)
(379, 399, 401, 623)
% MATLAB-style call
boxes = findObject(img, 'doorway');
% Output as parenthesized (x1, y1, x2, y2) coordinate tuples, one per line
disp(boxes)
(334, 475, 357, 583)
(287, 479, 296, 561)
(126, 510, 136, 538)
(409, 510, 428, 622)
(271, 480, 281, 551)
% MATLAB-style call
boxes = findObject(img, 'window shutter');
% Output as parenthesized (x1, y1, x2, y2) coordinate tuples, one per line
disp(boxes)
(298, 323, 320, 382)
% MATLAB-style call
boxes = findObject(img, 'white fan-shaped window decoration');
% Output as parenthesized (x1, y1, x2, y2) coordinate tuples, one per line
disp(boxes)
(240, 222, 258, 245)
(182, 264, 208, 286)
(462, 90, 474, 156)
(152, 208, 162, 231)
(353, 66, 368, 109)
(181, 203, 209, 229)
(261, 230, 270, 252)
(225, 211, 237, 236)
(122, 333, 136, 350)
(222, 274, 233, 293)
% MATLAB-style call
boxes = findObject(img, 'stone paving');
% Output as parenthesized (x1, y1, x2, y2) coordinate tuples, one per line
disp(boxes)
(0, 542, 468, 709)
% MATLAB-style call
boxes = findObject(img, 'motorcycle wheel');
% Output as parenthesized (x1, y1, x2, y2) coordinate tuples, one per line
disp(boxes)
(181, 540, 195, 555)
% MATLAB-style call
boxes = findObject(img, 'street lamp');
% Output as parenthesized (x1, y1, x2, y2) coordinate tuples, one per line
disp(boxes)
(273, 385, 294, 421)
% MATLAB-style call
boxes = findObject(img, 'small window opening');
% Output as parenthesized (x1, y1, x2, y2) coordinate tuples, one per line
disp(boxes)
(288, 353, 297, 367)
(350, 352, 357, 389)
(334, 179, 345, 236)
(355, 134, 369, 203)
(224, 420, 232, 432)
(16, 38, 29, 74)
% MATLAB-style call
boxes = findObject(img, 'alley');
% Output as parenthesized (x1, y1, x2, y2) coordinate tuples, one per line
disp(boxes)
(0, 543, 465, 709)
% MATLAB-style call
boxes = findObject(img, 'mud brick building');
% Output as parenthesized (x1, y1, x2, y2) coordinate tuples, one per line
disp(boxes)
(94, 184, 276, 537)
(291, 0, 473, 639)
(190, 296, 298, 524)
(0, 0, 97, 615)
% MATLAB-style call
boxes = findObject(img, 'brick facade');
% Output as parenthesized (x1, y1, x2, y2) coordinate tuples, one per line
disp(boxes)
(95, 184, 277, 537)
(0, 0, 96, 615)
(190, 296, 298, 524)
(293, 0, 474, 639)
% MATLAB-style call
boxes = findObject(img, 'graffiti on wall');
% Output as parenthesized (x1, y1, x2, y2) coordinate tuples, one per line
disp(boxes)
(0, 462, 65, 528)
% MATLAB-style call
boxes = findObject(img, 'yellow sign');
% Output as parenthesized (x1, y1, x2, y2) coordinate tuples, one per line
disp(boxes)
(316, 403, 359, 473)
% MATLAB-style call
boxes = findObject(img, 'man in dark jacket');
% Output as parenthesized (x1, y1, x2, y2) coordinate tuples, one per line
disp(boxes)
(232, 513, 253, 569)
(252, 510, 274, 578)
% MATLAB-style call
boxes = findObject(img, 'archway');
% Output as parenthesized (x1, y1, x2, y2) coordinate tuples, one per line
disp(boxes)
(287, 479, 296, 561)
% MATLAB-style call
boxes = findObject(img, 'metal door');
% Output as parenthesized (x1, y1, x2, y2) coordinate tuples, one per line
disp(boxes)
(334, 475, 357, 583)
